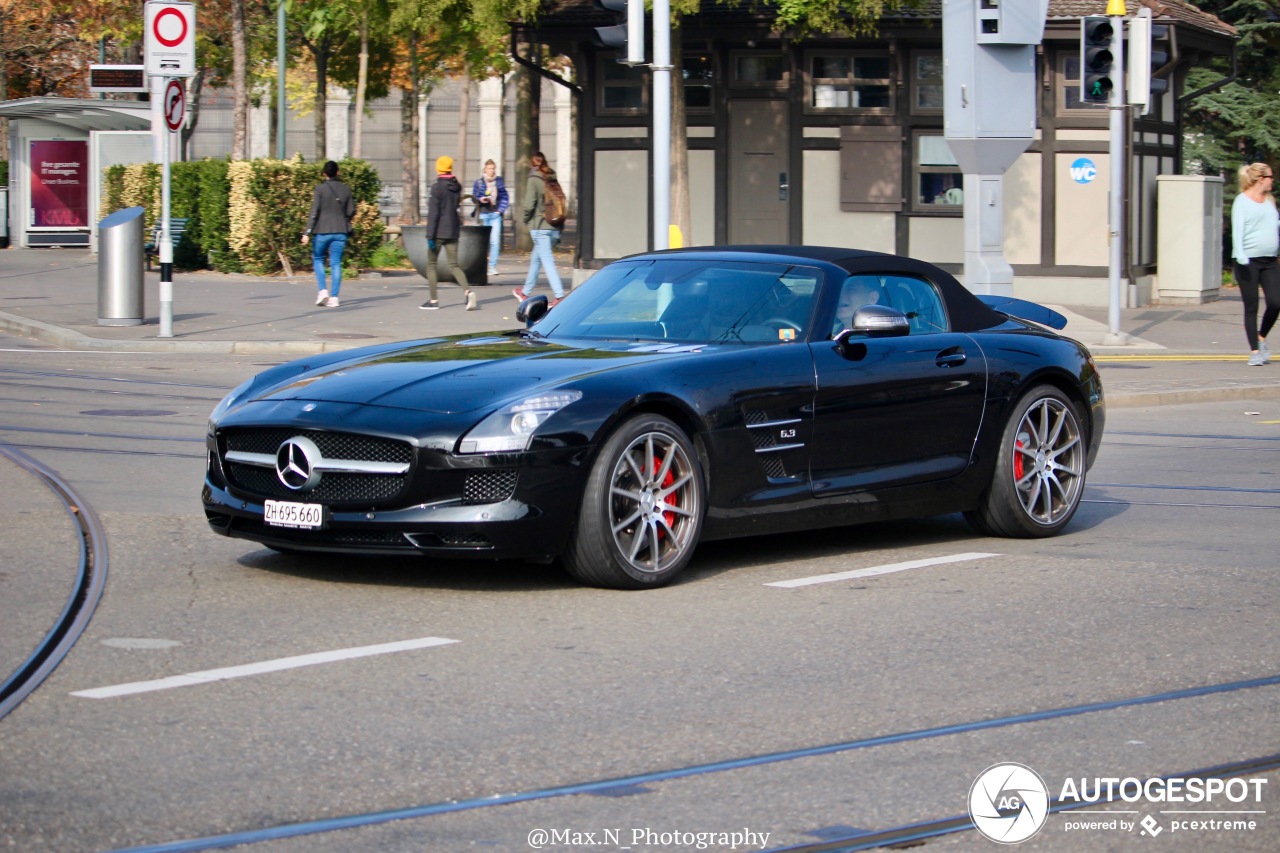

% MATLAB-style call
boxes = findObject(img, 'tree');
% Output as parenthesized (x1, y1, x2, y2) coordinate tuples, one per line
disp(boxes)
(1182, 0, 1280, 176)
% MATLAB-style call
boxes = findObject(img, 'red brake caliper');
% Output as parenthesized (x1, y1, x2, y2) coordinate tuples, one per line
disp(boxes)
(1013, 436, 1025, 481)
(653, 457, 676, 535)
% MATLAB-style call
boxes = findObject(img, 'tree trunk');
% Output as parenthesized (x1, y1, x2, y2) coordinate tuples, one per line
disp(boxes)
(455, 68, 471, 185)
(0, 4, 8, 158)
(180, 70, 206, 160)
(231, 0, 247, 159)
(514, 37, 540, 251)
(313, 37, 330, 159)
(398, 37, 420, 224)
(669, 18, 691, 247)
(353, 12, 368, 159)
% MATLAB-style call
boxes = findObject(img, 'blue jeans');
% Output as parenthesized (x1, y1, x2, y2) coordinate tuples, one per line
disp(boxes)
(313, 232, 348, 296)
(478, 212, 503, 268)
(523, 229, 563, 298)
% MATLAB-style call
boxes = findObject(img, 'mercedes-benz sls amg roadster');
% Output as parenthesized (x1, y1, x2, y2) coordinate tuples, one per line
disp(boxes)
(204, 246, 1105, 589)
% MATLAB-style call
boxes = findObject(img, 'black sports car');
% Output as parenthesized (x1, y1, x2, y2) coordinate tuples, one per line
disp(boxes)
(204, 246, 1104, 589)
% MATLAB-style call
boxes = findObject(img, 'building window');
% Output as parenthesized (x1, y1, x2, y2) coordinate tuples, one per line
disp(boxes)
(914, 133, 963, 212)
(912, 52, 943, 114)
(684, 53, 714, 112)
(806, 51, 893, 113)
(1057, 52, 1107, 116)
(731, 52, 786, 87)
(599, 58, 646, 114)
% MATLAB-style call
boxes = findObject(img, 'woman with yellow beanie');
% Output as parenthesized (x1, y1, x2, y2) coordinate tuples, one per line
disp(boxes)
(420, 155, 471, 310)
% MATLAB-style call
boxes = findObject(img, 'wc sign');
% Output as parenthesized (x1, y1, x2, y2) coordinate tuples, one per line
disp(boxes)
(1070, 158, 1098, 184)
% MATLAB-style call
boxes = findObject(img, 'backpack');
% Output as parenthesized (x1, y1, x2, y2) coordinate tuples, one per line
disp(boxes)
(542, 174, 568, 227)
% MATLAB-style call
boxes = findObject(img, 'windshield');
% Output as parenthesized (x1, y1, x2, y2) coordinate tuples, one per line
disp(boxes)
(532, 259, 822, 344)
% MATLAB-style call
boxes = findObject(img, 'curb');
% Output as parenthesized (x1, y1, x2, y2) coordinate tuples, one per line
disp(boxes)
(4, 309, 1277, 409)
(1105, 385, 1280, 408)
(0, 310, 354, 355)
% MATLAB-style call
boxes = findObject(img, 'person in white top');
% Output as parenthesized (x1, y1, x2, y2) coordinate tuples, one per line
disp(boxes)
(1231, 162, 1280, 366)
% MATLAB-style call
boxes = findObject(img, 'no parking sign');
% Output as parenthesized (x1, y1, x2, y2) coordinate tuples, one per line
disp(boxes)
(144, 1, 196, 78)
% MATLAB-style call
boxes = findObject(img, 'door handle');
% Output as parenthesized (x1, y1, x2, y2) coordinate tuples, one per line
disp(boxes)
(779, 172, 789, 201)
(936, 347, 966, 368)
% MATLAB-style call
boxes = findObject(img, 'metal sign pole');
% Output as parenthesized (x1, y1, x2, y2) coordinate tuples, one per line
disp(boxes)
(159, 82, 174, 339)
(651, 0, 671, 250)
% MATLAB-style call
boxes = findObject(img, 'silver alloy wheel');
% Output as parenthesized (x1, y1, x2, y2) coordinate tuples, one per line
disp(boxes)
(1012, 396, 1084, 525)
(608, 431, 701, 574)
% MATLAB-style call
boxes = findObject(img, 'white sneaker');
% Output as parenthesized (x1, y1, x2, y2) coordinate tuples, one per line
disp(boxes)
(315, 289, 329, 306)
(1261, 340, 1271, 364)
(1248, 350, 1266, 366)
(326, 296, 339, 308)
(487, 267, 499, 276)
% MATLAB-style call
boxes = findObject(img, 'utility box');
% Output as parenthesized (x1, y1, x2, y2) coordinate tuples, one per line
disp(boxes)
(97, 206, 145, 325)
(1156, 175, 1223, 304)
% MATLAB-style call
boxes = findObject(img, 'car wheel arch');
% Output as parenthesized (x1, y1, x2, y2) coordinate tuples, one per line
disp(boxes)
(567, 396, 712, 516)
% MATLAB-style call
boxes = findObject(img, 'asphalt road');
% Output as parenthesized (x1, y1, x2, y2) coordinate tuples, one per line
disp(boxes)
(0, 348, 1276, 853)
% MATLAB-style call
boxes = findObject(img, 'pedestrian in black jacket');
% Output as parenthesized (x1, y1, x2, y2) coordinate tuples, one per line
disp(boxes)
(421, 155, 471, 310)
(301, 160, 355, 308)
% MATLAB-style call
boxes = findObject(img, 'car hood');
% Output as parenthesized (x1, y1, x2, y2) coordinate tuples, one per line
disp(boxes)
(250, 334, 704, 414)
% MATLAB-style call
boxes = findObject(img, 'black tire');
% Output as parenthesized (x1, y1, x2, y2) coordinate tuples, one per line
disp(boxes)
(965, 385, 1087, 538)
(562, 414, 706, 589)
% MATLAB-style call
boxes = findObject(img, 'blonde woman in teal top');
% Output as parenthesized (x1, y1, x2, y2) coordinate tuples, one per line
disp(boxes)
(1231, 162, 1280, 366)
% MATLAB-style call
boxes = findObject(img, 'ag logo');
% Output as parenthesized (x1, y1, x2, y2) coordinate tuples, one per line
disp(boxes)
(968, 763, 1049, 844)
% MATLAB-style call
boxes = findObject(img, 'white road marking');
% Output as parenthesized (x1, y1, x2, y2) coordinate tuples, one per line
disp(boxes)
(765, 552, 1002, 588)
(71, 636, 459, 699)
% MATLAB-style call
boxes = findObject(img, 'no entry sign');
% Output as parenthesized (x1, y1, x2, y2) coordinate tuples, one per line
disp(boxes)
(164, 80, 186, 131)
(144, 1, 196, 77)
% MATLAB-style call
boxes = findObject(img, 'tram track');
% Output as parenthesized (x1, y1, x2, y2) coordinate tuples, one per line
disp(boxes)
(0, 443, 108, 721)
(103, 673, 1280, 853)
(768, 752, 1280, 852)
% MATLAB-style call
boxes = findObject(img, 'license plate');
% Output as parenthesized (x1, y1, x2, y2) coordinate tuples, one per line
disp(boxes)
(264, 499, 325, 529)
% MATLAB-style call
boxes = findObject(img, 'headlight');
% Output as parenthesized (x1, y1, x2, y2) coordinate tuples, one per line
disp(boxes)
(459, 391, 583, 454)
(207, 377, 256, 434)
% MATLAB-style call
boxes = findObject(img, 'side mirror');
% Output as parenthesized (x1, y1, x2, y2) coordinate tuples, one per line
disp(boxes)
(850, 304, 910, 338)
(517, 294, 549, 326)
(833, 304, 909, 358)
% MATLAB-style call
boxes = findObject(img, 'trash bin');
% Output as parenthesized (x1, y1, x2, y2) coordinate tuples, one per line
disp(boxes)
(456, 224, 491, 285)
(97, 207, 145, 326)
(401, 223, 490, 287)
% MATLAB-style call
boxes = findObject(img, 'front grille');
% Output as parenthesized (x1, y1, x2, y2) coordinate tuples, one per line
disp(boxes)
(462, 470, 518, 504)
(221, 428, 413, 504)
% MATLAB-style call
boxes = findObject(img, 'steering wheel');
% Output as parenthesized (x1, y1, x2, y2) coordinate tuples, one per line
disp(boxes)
(763, 317, 802, 333)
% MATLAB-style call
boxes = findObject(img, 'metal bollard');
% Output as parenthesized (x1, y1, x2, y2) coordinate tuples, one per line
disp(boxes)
(97, 207, 145, 326)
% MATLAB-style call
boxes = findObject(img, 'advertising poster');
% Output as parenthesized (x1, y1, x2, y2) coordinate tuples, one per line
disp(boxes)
(29, 140, 89, 229)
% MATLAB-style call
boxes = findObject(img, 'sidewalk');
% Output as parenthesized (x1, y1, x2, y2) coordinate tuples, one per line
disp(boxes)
(0, 247, 1277, 407)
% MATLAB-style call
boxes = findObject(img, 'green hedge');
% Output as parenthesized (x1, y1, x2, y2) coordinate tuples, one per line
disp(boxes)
(0, 160, 8, 186)
(101, 157, 383, 274)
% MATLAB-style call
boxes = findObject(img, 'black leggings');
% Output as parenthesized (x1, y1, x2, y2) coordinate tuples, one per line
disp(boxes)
(1234, 256, 1280, 350)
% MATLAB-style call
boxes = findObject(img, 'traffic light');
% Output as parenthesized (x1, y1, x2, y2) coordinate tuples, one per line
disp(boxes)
(594, 0, 645, 66)
(1128, 8, 1173, 113)
(1080, 15, 1115, 104)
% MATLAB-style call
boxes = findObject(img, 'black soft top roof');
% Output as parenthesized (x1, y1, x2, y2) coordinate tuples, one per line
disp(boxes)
(626, 245, 1007, 333)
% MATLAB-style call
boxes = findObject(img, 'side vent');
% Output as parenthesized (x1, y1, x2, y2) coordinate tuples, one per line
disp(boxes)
(744, 409, 805, 479)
